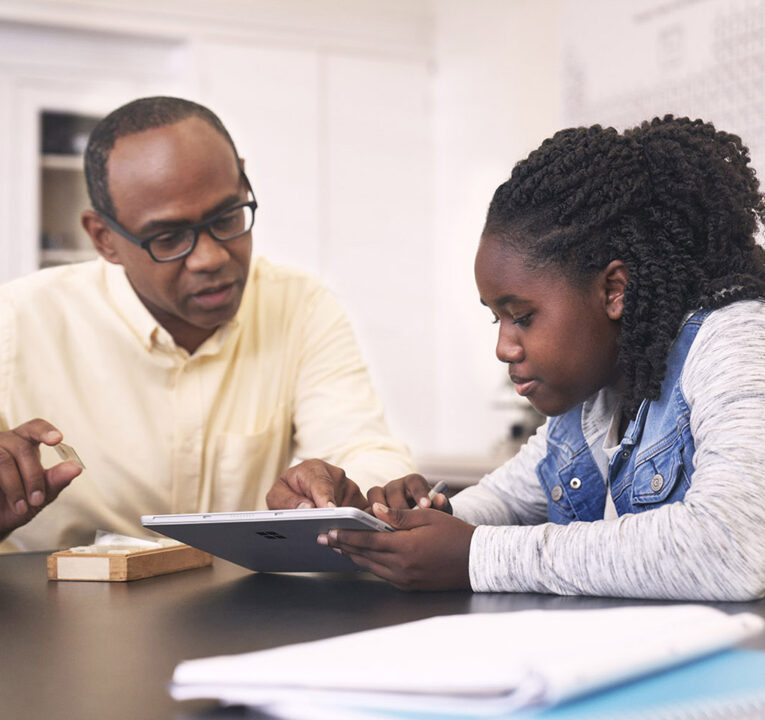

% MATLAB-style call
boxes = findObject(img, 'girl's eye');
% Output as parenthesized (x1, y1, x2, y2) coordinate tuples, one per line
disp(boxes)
(491, 313, 500, 325)
(512, 313, 533, 328)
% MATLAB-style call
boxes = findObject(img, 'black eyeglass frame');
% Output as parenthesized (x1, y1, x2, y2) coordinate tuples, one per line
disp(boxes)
(98, 171, 258, 263)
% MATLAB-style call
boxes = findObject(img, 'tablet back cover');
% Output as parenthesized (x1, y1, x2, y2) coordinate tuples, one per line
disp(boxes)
(142, 509, 387, 572)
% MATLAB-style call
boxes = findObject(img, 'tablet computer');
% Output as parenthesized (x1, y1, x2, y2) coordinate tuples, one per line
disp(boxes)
(140, 507, 393, 573)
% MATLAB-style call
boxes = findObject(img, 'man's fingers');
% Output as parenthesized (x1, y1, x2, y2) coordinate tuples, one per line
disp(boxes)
(12, 419, 63, 446)
(267, 460, 364, 510)
(266, 480, 316, 510)
(0, 420, 64, 512)
(300, 466, 339, 508)
(0, 459, 81, 536)
(45, 461, 82, 499)
(336, 481, 366, 510)
(289, 460, 341, 508)
(10, 439, 47, 508)
(16, 462, 80, 519)
(0, 449, 28, 515)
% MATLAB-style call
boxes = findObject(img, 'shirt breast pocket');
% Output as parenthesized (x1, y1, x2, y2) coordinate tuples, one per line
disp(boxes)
(212, 404, 291, 512)
(630, 435, 692, 511)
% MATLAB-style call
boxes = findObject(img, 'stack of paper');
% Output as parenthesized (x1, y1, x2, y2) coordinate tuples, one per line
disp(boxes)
(171, 605, 763, 719)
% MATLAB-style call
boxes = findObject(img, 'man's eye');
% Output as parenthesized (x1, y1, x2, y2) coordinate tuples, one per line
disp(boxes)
(151, 231, 187, 250)
(211, 208, 243, 233)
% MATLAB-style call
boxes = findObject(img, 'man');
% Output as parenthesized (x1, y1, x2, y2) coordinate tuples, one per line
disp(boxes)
(0, 96, 413, 551)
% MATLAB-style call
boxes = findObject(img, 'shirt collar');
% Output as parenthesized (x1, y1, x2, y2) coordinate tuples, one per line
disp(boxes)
(102, 259, 241, 356)
(581, 386, 620, 447)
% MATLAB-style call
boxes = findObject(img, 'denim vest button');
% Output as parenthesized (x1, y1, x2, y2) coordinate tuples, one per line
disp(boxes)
(621, 449, 631, 459)
(551, 485, 563, 502)
(569, 477, 582, 490)
(651, 474, 664, 492)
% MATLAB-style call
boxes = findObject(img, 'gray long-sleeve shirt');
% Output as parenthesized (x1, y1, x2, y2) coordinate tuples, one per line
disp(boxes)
(450, 300, 765, 601)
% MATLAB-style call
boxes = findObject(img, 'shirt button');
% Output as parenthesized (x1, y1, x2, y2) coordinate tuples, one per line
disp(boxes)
(569, 477, 582, 490)
(551, 485, 563, 502)
(651, 474, 664, 492)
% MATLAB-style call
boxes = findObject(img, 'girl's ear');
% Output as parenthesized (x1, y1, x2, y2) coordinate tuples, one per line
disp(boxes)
(81, 210, 122, 265)
(602, 260, 629, 320)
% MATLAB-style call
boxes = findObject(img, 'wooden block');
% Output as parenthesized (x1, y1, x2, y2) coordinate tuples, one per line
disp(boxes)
(47, 542, 212, 582)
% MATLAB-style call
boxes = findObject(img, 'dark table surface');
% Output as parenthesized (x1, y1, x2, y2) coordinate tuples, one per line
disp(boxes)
(1, 551, 763, 720)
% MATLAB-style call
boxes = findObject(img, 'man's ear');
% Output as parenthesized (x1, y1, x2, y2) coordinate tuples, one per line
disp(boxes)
(601, 260, 629, 321)
(81, 210, 122, 265)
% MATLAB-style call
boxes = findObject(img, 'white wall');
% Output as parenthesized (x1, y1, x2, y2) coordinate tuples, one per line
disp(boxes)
(561, 0, 765, 173)
(430, 0, 563, 458)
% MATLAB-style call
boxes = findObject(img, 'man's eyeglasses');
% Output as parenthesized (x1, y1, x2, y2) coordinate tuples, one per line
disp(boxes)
(99, 171, 258, 263)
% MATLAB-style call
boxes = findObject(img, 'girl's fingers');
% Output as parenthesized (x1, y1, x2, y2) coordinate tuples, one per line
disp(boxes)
(338, 551, 401, 584)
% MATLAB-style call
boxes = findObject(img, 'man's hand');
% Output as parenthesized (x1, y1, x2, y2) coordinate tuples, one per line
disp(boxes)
(0, 419, 83, 539)
(367, 473, 450, 513)
(318, 503, 475, 591)
(266, 459, 366, 510)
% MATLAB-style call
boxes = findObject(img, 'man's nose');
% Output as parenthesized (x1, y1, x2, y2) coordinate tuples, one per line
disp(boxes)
(185, 229, 228, 271)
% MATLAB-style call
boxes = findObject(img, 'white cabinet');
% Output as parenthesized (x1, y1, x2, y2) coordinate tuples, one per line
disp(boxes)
(39, 112, 100, 268)
(0, 21, 189, 281)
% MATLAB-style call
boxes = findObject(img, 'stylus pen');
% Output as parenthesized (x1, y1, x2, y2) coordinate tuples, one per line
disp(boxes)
(414, 480, 448, 509)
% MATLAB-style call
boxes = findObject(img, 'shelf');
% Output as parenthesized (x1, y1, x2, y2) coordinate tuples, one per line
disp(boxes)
(39, 248, 97, 265)
(41, 154, 85, 171)
(415, 454, 500, 489)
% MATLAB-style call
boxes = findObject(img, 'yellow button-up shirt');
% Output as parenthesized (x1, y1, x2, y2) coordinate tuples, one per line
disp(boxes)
(0, 257, 413, 551)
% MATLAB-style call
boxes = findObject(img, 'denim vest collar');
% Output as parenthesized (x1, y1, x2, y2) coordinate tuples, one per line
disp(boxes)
(536, 311, 709, 524)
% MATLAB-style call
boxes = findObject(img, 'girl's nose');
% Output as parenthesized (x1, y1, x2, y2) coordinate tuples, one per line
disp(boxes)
(496, 325, 524, 364)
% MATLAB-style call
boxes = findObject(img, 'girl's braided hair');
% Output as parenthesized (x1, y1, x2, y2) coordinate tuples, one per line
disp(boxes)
(484, 115, 765, 417)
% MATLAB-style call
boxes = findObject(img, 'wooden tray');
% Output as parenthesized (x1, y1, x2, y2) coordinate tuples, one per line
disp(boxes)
(47, 542, 212, 582)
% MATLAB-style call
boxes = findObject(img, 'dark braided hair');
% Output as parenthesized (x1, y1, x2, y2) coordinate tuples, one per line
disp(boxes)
(84, 96, 240, 219)
(484, 115, 765, 417)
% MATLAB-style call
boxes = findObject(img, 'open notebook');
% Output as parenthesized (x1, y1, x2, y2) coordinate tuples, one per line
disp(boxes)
(170, 605, 763, 718)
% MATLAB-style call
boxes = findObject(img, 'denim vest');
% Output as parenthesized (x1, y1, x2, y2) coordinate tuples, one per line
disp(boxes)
(536, 311, 709, 524)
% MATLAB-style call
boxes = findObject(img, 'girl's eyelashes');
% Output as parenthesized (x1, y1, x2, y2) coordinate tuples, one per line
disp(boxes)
(489, 311, 533, 327)
(512, 313, 533, 328)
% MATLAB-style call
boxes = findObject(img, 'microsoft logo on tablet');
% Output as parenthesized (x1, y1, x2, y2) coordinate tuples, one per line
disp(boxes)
(256, 531, 287, 540)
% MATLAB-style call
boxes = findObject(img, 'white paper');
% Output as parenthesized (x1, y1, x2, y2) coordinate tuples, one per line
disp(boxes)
(93, 529, 178, 548)
(171, 605, 763, 716)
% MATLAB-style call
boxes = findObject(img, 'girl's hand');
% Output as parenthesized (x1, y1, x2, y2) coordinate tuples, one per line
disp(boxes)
(318, 503, 475, 591)
(367, 474, 451, 513)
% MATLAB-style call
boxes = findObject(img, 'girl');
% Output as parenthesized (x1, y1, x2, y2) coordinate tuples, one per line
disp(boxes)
(317, 116, 765, 600)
